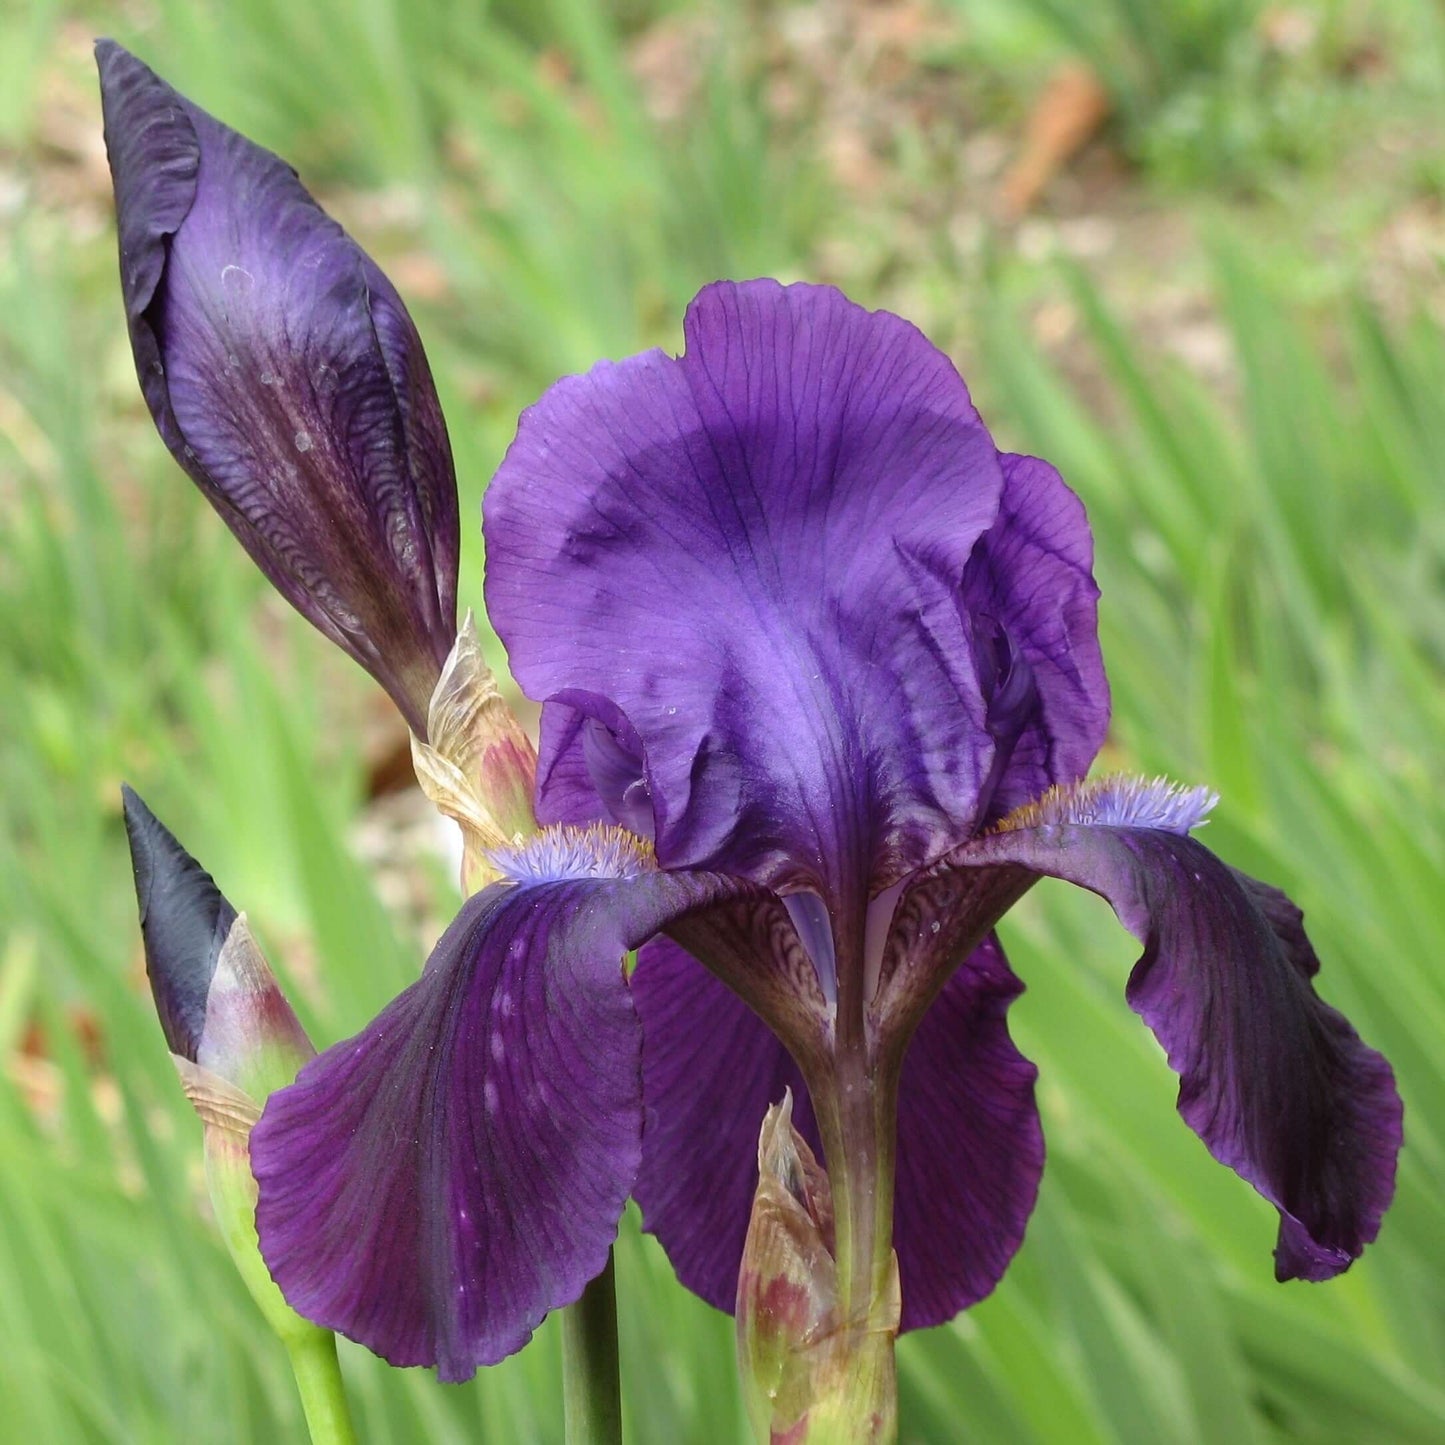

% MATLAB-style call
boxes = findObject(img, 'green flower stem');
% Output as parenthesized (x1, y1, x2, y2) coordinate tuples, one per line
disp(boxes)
(562, 1250, 623, 1445)
(194, 1131, 359, 1445)
(286, 1330, 359, 1445)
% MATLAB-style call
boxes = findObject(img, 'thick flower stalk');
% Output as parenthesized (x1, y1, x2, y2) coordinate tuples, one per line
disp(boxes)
(97, 40, 459, 736)
(737, 1090, 900, 1442)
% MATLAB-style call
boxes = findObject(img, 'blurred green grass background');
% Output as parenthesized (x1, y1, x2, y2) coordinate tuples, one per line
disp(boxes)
(2, 0, 1444, 1440)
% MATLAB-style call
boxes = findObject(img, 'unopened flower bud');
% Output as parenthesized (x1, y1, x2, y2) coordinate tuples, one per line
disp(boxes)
(97, 42, 459, 737)
(737, 1091, 900, 1444)
(122, 786, 321, 1347)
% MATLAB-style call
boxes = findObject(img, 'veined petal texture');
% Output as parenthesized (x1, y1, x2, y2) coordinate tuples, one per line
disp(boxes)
(97, 41, 458, 734)
(251, 857, 747, 1379)
(632, 933, 1042, 1330)
(877, 780, 1403, 1281)
(487, 280, 1110, 901)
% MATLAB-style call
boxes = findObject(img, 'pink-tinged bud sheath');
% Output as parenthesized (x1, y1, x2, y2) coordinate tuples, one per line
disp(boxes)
(736, 1092, 900, 1444)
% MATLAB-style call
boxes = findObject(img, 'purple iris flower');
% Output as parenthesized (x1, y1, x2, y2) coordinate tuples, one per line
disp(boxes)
(246, 280, 1402, 1383)
(96, 41, 459, 737)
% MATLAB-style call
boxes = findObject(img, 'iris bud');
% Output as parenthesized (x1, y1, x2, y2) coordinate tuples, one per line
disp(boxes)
(736, 1092, 900, 1444)
(122, 786, 319, 1347)
(97, 42, 460, 737)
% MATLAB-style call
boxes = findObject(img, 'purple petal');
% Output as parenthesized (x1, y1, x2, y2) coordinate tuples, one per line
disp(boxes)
(96, 42, 458, 735)
(891, 934, 1043, 1328)
(889, 786, 1403, 1282)
(632, 934, 1041, 1330)
(251, 863, 744, 1380)
(534, 693, 656, 836)
(632, 936, 816, 1313)
(486, 280, 1009, 899)
(963, 454, 1108, 821)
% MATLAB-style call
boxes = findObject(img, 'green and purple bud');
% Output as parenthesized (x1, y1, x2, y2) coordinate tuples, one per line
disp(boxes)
(736, 1092, 899, 1445)
(122, 786, 319, 1347)
(97, 42, 460, 737)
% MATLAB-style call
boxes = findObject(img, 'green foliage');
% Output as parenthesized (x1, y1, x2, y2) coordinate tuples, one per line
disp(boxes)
(994, 0, 1265, 116)
(1, 0, 1441, 1440)
(964, 0, 1437, 191)
(972, 249, 1445, 1442)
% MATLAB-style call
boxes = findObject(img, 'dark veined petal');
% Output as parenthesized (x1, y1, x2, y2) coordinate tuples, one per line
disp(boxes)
(963, 453, 1109, 822)
(533, 699, 610, 827)
(877, 777, 1402, 1284)
(632, 937, 815, 1313)
(632, 934, 1042, 1330)
(890, 933, 1043, 1328)
(486, 280, 1010, 901)
(96, 41, 458, 735)
(250, 835, 747, 1380)
(121, 786, 312, 1097)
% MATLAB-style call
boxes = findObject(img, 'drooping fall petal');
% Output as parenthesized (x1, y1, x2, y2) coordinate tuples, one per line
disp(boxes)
(876, 777, 1402, 1282)
(250, 833, 751, 1380)
(888, 934, 1043, 1329)
(633, 938, 816, 1312)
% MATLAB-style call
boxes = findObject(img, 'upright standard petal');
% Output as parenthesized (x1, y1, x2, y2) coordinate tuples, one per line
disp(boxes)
(632, 935, 1042, 1330)
(486, 280, 1010, 899)
(250, 834, 750, 1381)
(96, 42, 459, 735)
(875, 778, 1402, 1283)
(533, 692, 656, 836)
(962, 454, 1108, 822)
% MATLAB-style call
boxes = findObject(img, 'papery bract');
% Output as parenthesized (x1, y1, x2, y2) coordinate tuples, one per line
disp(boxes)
(411, 612, 539, 892)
